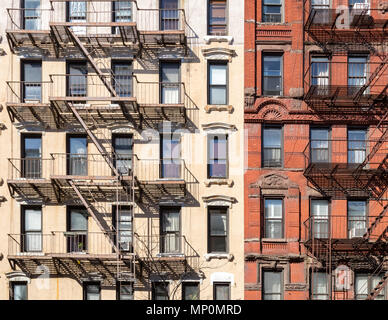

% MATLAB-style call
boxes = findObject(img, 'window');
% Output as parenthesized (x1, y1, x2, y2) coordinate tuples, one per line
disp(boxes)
(22, 206, 42, 252)
(349, 0, 370, 11)
(112, 1, 132, 34)
(152, 282, 169, 300)
(263, 270, 282, 300)
(208, 134, 228, 178)
(21, 134, 42, 178)
(311, 57, 329, 95)
(262, 0, 282, 23)
(160, 133, 181, 179)
(83, 282, 100, 300)
(311, 0, 330, 24)
(112, 61, 133, 97)
(262, 54, 282, 96)
(112, 134, 133, 175)
(208, 207, 228, 253)
(348, 56, 367, 96)
(117, 282, 134, 300)
(160, 61, 181, 104)
(182, 282, 200, 300)
(348, 129, 366, 164)
(348, 200, 367, 238)
(22, 0, 41, 30)
(208, 0, 227, 35)
(214, 282, 230, 300)
(160, 0, 179, 31)
(67, 207, 88, 253)
(67, 135, 87, 176)
(10, 282, 27, 300)
(208, 62, 228, 105)
(112, 206, 133, 252)
(160, 207, 181, 254)
(310, 128, 329, 163)
(311, 199, 329, 239)
(264, 199, 283, 239)
(355, 274, 385, 300)
(262, 126, 282, 167)
(67, 2, 87, 34)
(22, 60, 42, 102)
(67, 61, 87, 97)
(311, 272, 329, 300)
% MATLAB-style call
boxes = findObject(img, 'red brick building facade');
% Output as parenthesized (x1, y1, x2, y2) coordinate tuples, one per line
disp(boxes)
(244, 0, 388, 300)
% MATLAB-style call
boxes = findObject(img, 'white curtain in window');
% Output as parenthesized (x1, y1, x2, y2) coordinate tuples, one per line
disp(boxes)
(355, 275, 368, 296)
(69, 2, 86, 35)
(25, 208, 42, 252)
(313, 273, 328, 299)
(311, 200, 329, 238)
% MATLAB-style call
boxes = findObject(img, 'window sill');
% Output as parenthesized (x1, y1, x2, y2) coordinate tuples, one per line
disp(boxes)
(205, 105, 234, 113)
(204, 35, 233, 44)
(204, 179, 234, 187)
(204, 253, 234, 262)
(261, 238, 287, 243)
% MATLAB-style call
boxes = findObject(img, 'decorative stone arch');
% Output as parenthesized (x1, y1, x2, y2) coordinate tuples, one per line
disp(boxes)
(202, 195, 237, 208)
(256, 100, 288, 121)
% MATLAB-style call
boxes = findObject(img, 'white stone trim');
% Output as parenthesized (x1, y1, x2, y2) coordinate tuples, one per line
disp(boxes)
(210, 271, 235, 284)
(204, 36, 234, 45)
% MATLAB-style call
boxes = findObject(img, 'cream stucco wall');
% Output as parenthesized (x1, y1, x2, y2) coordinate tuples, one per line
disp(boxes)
(0, 0, 244, 300)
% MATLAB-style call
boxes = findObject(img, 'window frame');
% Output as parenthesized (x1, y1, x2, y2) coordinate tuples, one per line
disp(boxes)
(111, 60, 133, 98)
(207, 133, 229, 179)
(112, 133, 133, 175)
(310, 126, 331, 164)
(262, 269, 284, 300)
(207, 61, 228, 105)
(262, 0, 283, 23)
(347, 199, 368, 239)
(159, 206, 182, 254)
(152, 281, 169, 300)
(21, 133, 42, 179)
(83, 281, 101, 300)
(182, 282, 200, 300)
(347, 127, 367, 165)
(112, 205, 133, 253)
(355, 273, 386, 300)
(213, 282, 231, 300)
(10, 281, 28, 300)
(207, 0, 228, 36)
(207, 206, 229, 254)
(261, 125, 283, 168)
(159, 60, 181, 104)
(262, 52, 283, 96)
(21, 59, 42, 102)
(310, 271, 330, 300)
(21, 205, 43, 253)
(116, 281, 134, 300)
(309, 197, 331, 239)
(263, 197, 284, 239)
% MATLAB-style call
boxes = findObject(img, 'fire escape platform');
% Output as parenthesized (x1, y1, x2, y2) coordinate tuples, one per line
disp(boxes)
(139, 30, 186, 47)
(7, 179, 60, 204)
(6, 29, 53, 52)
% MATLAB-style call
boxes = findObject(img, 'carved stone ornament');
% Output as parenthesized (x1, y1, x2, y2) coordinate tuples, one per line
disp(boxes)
(204, 105, 234, 113)
(204, 179, 234, 187)
(250, 173, 298, 190)
(201, 47, 237, 62)
(202, 195, 237, 208)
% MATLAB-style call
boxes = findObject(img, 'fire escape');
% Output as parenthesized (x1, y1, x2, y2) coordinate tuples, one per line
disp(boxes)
(302, 1, 388, 299)
(5, 0, 199, 289)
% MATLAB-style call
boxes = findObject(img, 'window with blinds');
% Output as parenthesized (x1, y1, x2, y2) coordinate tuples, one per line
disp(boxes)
(208, 0, 227, 35)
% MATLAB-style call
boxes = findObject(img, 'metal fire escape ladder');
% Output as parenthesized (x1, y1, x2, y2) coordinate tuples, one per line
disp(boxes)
(363, 204, 388, 240)
(366, 270, 388, 300)
(68, 179, 119, 254)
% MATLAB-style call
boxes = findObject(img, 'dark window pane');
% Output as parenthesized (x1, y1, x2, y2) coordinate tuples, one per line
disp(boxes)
(85, 283, 100, 300)
(209, 208, 227, 253)
(214, 283, 230, 300)
(183, 283, 200, 300)
(263, 55, 282, 95)
(153, 282, 169, 300)
(119, 283, 134, 300)
(23, 62, 42, 101)
(12, 283, 27, 300)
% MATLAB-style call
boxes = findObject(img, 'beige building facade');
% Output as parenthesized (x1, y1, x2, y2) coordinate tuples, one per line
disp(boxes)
(0, 0, 244, 300)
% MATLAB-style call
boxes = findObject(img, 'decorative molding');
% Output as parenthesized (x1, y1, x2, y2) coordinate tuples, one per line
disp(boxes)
(202, 122, 237, 132)
(204, 105, 234, 113)
(202, 47, 236, 62)
(210, 271, 235, 285)
(250, 173, 298, 190)
(202, 195, 237, 208)
(204, 179, 234, 187)
(204, 35, 234, 45)
(205, 253, 234, 262)
(6, 271, 31, 283)
(285, 283, 307, 291)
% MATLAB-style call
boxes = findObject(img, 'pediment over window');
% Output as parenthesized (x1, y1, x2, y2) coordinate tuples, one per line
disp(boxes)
(6, 271, 31, 283)
(250, 173, 298, 190)
(202, 47, 237, 62)
(202, 195, 237, 208)
(202, 122, 237, 132)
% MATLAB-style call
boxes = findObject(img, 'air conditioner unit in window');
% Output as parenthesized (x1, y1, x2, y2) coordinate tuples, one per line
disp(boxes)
(349, 227, 366, 238)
